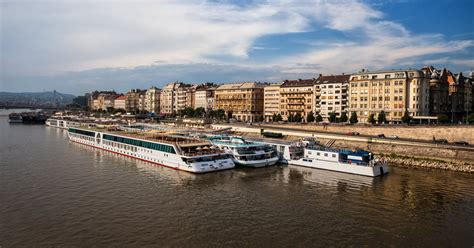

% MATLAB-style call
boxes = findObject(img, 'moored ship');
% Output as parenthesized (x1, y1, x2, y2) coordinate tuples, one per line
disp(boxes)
(67, 126, 235, 173)
(8, 113, 23, 123)
(207, 135, 279, 167)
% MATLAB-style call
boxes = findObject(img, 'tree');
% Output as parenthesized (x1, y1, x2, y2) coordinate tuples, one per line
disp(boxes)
(294, 113, 302, 122)
(288, 113, 294, 122)
(377, 111, 387, 124)
(306, 111, 315, 123)
(315, 113, 323, 123)
(328, 112, 337, 123)
(349, 112, 358, 124)
(401, 110, 412, 124)
(340, 112, 348, 123)
(367, 113, 376, 124)
(194, 107, 205, 117)
(467, 113, 474, 124)
(227, 110, 233, 120)
(437, 114, 449, 124)
(272, 113, 277, 122)
(216, 109, 226, 120)
(276, 113, 283, 122)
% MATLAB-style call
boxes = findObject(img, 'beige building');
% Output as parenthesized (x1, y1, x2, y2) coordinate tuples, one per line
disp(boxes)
(145, 86, 161, 114)
(263, 84, 281, 122)
(280, 79, 316, 121)
(314, 74, 350, 119)
(160, 81, 192, 114)
(89, 91, 117, 110)
(348, 69, 430, 123)
(126, 89, 146, 113)
(214, 82, 265, 122)
(113, 95, 127, 110)
(194, 87, 215, 110)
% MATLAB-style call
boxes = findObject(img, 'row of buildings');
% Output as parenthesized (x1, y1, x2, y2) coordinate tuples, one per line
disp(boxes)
(87, 66, 473, 123)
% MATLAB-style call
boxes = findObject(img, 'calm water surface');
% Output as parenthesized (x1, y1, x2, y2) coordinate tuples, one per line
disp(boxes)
(1, 117, 473, 247)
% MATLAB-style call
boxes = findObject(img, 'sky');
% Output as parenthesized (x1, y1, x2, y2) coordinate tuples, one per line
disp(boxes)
(1, 0, 473, 95)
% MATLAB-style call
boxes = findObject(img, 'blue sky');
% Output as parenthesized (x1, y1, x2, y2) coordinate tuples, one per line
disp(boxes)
(1, 0, 473, 95)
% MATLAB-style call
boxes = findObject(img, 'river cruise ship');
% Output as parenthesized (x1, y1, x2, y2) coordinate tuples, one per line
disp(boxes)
(207, 136, 279, 168)
(67, 126, 235, 173)
(46, 117, 81, 129)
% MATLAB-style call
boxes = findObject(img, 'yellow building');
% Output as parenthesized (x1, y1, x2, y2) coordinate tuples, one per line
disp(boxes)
(349, 69, 430, 123)
(263, 84, 282, 122)
(214, 82, 265, 122)
(280, 79, 316, 121)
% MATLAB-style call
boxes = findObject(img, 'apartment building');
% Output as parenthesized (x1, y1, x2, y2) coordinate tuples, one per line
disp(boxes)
(145, 86, 161, 114)
(280, 79, 316, 121)
(194, 86, 216, 110)
(263, 84, 281, 122)
(88, 91, 117, 110)
(314, 74, 350, 119)
(348, 69, 430, 123)
(113, 95, 127, 110)
(126, 89, 146, 113)
(160, 81, 192, 114)
(214, 82, 265, 122)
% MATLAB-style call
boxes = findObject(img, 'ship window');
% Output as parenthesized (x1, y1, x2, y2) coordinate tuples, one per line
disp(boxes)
(324, 153, 328, 157)
(332, 154, 336, 158)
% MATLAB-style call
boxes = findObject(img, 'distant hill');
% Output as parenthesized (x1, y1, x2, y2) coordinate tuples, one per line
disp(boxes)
(0, 91, 76, 108)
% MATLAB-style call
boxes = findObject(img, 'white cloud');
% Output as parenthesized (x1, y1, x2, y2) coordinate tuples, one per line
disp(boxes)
(1, 0, 473, 92)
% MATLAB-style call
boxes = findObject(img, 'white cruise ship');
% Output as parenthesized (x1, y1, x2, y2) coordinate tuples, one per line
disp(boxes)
(207, 136, 279, 168)
(46, 117, 81, 129)
(67, 126, 235, 173)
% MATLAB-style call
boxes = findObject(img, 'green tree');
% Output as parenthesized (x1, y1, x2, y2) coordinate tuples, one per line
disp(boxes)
(349, 112, 358, 124)
(377, 111, 387, 124)
(276, 113, 283, 122)
(328, 112, 337, 123)
(194, 107, 205, 117)
(272, 113, 277, 122)
(306, 111, 315, 123)
(340, 112, 348, 123)
(367, 113, 376, 124)
(315, 113, 323, 123)
(401, 110, 412, 124)
(216, 109, 226, 120)
(288, 113, 294, 122)
(437, 114, 449, 123)
(227, 110, 233, 120)
(294, 113, 302, 122)
(467, 113, 474, 124)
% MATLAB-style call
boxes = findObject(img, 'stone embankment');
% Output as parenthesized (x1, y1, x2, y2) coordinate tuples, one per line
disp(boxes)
(265, 123, 474, 144)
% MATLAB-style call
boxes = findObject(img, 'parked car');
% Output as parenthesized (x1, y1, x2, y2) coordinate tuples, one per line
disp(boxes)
(377, 134, 385, 138)
(386, 135, 399, 139)
(433, 139, 448, 144)
(347, 132, 360, 136)
(453, 141, 469, 146)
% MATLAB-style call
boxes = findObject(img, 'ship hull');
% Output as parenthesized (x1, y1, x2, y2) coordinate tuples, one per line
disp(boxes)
(289, 159, 389, 177)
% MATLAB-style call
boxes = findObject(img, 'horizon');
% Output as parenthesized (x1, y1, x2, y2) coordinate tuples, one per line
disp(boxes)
(1, 0, 473, 95)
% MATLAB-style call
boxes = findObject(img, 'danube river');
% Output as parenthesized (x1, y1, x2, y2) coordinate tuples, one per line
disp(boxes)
(1, 116, 473, 247)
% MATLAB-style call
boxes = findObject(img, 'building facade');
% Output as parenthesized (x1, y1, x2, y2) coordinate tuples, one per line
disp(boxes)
(113, 95, 127, 110)
(88, 91, 117, 110)
(279, 79, 316, 121)
(314, 74, 350, 119)
(263, 84, 281, 122)
(145, 86, 161, 114)
(348, 69, 430, 123)
(214, 82, 265, 122)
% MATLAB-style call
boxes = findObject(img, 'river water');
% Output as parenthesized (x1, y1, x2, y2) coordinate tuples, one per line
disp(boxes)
(0, 116, 473, 247)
